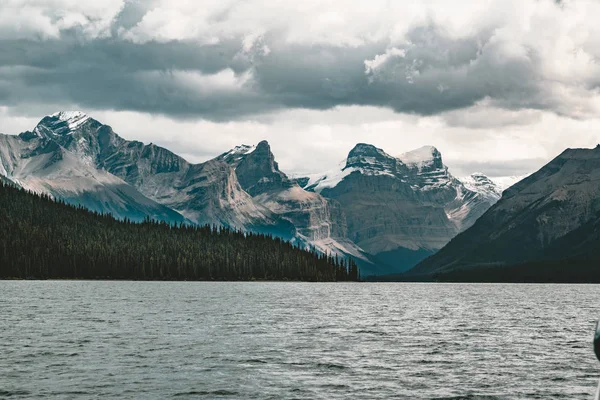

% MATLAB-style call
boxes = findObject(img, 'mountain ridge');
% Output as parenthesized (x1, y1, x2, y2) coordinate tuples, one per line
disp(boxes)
(0, 111, 508, 275)
(299, 142, 503, 272)
(408, 145, 600, 280)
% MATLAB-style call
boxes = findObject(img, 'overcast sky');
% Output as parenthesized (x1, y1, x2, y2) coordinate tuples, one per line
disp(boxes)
(1, 0, 600, 177)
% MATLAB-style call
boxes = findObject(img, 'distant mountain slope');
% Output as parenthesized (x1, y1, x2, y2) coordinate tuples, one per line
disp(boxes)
(0, 116, 185, 224)
(0, 181, 358, 282)
(409, 145, 600, 280)
(460, 173, 504, 204)
(36, 112, 290, 233)
(303, 143, 501, 273)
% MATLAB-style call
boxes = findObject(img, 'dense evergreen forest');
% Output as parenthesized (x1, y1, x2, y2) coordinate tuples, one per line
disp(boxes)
(0, 182, 359, 281)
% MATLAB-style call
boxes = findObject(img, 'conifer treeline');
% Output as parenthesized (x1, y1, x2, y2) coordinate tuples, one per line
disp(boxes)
(0, 182, 359, 281)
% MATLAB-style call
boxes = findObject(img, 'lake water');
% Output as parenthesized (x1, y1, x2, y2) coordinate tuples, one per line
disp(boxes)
(1, 282, 599, 399)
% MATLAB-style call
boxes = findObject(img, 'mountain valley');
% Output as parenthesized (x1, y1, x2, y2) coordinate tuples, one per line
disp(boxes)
(409, 145, 600, 281)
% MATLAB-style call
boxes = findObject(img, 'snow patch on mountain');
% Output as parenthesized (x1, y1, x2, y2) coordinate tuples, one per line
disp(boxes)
(345, 143, 398, 176)
(33, 111, 91, 138)
(221, 144, 256, 163)
(303, 160, 354, 192)
(460, 172, 503, 202)
(397, 146, 439, 170)
(304, 143, 403, 193)
(492, 175, 528, 190)
(306, 144, 452, 193)
(50, 111, 90, 130)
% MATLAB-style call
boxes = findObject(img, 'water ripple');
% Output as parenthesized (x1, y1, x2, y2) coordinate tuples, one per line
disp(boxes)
(0, 281, 599, 399)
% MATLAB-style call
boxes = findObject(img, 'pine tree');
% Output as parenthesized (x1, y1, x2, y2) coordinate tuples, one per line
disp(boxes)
(0, 182, 359, 282)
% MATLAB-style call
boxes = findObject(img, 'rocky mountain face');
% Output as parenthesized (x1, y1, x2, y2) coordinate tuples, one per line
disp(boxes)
(20, 112, 296, 237)
(233, 141, 293, 196)
(409, 146, 600, 279)
(0, 111, 506, 276)
(447, 173, 505, 232)
(461, 172, 504, 202)
(0, 112, 358, 260)
(301, 144, 502, 272)
(0, 113, 185, 224)
(219, 140, 370, 266)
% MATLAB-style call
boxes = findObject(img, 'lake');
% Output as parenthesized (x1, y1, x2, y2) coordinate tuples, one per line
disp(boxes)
(1, 281, 599, 399)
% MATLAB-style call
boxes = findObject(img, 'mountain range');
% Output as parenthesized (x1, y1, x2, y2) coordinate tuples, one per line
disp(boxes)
(0, 111, 513, 275)
(409, 145, 600, 281)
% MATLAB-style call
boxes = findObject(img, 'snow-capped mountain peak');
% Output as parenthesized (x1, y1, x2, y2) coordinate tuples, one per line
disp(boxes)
(303, 159, 352, 192)
(397, 145, 454, 192)
(344, 143, 398, 177)
(306, 143, 449, 192)
(233, 144, 256, 154)
(397, 145, 442, 170)
(220, 144, 256, 163)
(50, 111, 90, 128)
(346, 143, 392, 165)
(34, 111, 91, 138)
(459, 172, 502, 202)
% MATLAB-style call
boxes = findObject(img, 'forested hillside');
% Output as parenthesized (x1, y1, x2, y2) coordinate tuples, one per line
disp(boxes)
(0, 182, 359, 281)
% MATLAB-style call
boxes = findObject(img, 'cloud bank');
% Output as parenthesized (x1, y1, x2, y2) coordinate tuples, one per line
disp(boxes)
(0, 0, 599, 177)
(3, 0, 600, 120)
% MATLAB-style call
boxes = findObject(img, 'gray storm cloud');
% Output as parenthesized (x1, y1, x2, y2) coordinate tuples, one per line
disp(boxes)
(0, 28, 552, 120)
(0, 0, 598, 121)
